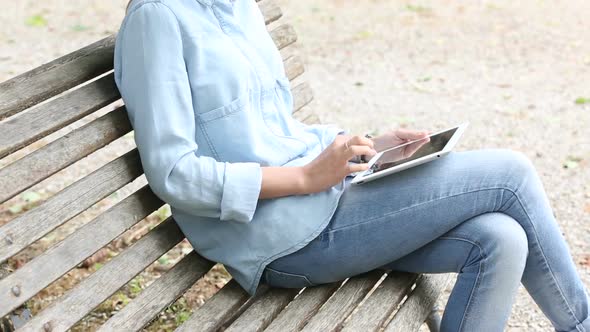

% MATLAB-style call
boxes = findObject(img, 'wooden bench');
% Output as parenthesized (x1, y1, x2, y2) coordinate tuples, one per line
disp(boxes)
(0, 1, 452, 331)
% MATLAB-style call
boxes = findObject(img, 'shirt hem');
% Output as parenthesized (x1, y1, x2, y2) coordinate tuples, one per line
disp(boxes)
(246, 177, 347, 296)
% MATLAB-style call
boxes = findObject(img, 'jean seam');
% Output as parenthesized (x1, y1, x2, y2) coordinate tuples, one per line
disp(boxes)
(265, 266, 314, 286)
(438, 236, 487, 332)
(326, 187, 505, 234)
(503, 187, 584, 329)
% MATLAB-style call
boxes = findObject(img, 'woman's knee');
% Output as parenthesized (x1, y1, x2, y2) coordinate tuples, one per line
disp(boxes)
(462, 213, 529, 270)
(491, 148, 537, 184)
(455, 148, 539, 196)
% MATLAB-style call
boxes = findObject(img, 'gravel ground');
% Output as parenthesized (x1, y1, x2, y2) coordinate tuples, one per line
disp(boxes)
(2, 0, 589, 331)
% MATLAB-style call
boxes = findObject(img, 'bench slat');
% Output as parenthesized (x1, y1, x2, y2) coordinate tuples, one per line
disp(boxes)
(264, 283, 341, 332)
(292, 82, 314, 114)
(270, 24, 297, 51)
(0, 108, 132, 204)
(0, 1, 283, 121)
(301, 112, 320, 125)
(223, 287, 300, 332)
(0, 149, 142, 263)
(175, 279, 252, 332)
(300, 270, 384, 331)
(283, 55, 305, 82)
(259, 0, 282, 25)
(0, 73, 120, 159)
(0, 186, 163, 317)
(99, 251, 215, 332)
(19, 218, 184, 332)
(0, 36, 115, 121)
(383, 273, 452, 332)
(340, 272, 419, 332)
(292, 105, 316, 123)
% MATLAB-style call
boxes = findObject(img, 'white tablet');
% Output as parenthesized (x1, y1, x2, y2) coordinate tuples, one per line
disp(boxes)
(350, 122, 469, 185)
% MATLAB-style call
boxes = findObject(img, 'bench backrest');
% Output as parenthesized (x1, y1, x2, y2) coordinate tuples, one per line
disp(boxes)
(0, 1, 318, 330)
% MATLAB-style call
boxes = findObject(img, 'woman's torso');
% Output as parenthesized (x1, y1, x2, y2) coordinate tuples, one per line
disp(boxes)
(117, 0, 347, 297)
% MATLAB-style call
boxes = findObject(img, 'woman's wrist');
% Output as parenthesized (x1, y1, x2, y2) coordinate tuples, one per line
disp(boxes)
(297, 165, 310, 195)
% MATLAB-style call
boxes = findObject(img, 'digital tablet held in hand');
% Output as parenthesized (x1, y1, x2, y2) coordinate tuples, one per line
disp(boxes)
(350, 122, 469, 185)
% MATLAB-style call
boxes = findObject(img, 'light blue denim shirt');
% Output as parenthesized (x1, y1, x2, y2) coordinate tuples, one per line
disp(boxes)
(114, 0, 348, 296)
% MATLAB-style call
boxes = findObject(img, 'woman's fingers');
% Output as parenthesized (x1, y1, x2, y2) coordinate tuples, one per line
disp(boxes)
(346, 145, 376, 160)
(348, 162, 371, 173)
(395, 128, 429, 140)
(345, 135, 374, 150)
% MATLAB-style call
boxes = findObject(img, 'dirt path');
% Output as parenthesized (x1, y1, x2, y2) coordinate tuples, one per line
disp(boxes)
(2, 0, 589, 330)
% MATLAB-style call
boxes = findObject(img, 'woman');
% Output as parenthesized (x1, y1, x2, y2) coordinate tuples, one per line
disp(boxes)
(114, 0, 590, 331)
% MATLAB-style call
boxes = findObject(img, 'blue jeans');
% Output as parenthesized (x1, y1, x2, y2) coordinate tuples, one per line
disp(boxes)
(262, 149, 590, 332)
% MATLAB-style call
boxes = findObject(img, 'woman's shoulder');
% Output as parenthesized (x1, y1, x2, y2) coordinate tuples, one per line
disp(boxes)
(122, 0, 226, 40)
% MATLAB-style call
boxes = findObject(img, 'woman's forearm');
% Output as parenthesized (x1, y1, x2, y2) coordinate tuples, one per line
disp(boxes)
(258, 134, 376, 199)
(259, 166, 308, 199)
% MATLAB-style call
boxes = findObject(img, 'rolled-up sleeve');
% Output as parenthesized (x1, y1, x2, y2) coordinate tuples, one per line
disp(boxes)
(114, 2, 262, 223)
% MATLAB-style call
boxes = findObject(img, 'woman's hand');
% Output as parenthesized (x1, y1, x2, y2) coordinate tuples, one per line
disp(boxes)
(301, 134, 376, 193)
(366, 128, 431, 160)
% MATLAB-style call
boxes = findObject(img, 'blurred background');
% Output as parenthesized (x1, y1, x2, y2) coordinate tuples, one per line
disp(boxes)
(1, 0, 588, 331)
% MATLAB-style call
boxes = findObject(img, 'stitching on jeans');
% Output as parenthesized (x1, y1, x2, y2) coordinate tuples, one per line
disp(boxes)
(326, 187, 506, 234)
(460, 255, 485, 331)
(265, 266, 314, 285)
(438, 236, 486, 269)
(503, 187, 583, 328)
(438, 236, 487, 331)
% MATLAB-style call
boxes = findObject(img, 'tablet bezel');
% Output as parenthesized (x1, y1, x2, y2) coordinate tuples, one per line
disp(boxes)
(350, 122, 469, 185)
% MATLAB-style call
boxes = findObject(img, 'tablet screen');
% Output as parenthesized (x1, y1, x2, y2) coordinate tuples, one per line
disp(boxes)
(367, 127, 458, 174)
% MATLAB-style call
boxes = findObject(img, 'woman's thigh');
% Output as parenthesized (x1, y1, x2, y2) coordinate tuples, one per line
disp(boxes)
(265, 148, 537, 285)
(382, 212, 528, 274)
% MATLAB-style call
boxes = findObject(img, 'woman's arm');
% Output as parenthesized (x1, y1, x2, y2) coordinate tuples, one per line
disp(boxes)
(259, 133, 375, 199)
(259, 166, 307, 199)
(116, 2, 264, 224)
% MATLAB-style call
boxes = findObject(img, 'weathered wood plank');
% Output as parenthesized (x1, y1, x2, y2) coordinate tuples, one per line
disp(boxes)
(301, 112, 320, 125)
(271, 24, 298, 50)
(299, 270, 384, 331)
(383, 273, 453, 332)
(0, 36, 115, 121)
(0, 107, 132, 204)
(223, 287, 300, 332)
(259, 0, 282, 25)
(340, 272, 419, 332)
(284, 55, 305, 81)
(19, 218, 184, 332)
(0, 149, 142, 263)
(292, 82, 314, 113)
(264, 283, 341, 332)
(292, 105, 316, 123)
(0, 73, 120, 159)
(175, 279, 252, 332)
(99, 252, 215, 332)
(0, 186, 163, 317)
